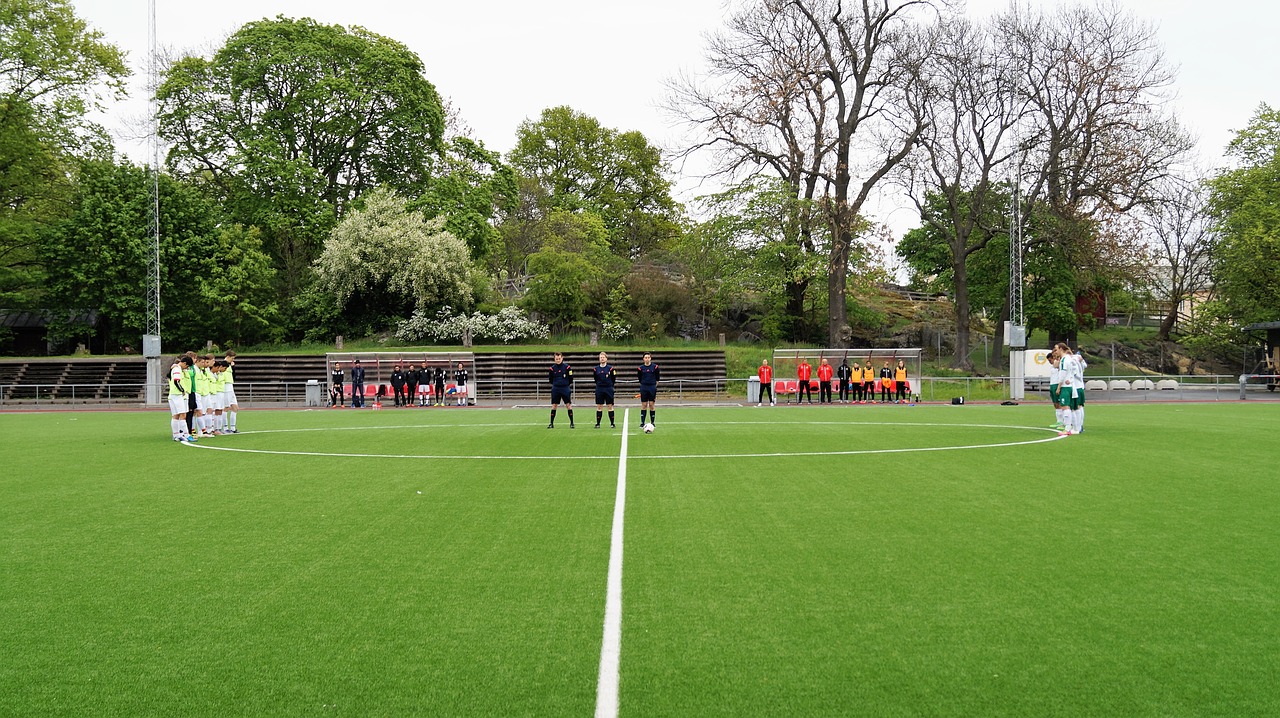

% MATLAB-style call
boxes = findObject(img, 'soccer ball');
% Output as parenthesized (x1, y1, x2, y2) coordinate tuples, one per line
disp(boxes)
(643, 423, 655, 434)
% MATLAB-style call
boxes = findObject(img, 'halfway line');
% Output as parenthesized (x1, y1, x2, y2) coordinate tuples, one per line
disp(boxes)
(595, 408, 628, 718)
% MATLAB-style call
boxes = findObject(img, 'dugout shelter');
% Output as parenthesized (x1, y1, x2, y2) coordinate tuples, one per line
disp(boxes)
(770, 348, 922, 401)
(1242, 321, 1280, 391)
(326, 351, 476, 404)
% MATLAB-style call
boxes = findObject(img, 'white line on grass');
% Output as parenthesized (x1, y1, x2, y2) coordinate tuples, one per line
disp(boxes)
(595, 408, 629, 718)
(181, 421, 1064, 460)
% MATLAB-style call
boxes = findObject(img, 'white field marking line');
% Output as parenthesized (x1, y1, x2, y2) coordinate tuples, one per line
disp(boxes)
(234, 422, 541, 435)
(595, 408, 628, 718)
(180, 421, 1065, 459)
(180, 444, 620, 460)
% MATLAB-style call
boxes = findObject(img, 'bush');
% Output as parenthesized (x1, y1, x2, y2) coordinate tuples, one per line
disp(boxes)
(395, 306, 549, 344)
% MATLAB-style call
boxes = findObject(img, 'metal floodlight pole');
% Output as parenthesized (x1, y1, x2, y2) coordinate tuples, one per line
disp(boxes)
(1007, 142, 1028, 400)
(143, 0, 163, 403)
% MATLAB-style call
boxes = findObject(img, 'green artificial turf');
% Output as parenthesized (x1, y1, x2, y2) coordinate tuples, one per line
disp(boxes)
(1, 403, 1277, 716)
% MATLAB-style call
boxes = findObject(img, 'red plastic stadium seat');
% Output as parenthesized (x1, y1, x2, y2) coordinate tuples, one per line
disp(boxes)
(784, 380, 798, 394)
(774, 380, 787, 394)
(809, 380, 820, 391)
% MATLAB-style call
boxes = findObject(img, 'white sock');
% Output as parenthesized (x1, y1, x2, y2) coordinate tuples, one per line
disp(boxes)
(1073, 408, 1083, 433)
(171, 419, 184, 438)
(228, 410, 236, 430)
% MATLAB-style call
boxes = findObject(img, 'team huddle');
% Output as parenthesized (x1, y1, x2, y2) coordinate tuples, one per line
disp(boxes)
(167, 351, 240, 443)
(546, 351, 660, 430)
(1049, 342, 1087, 435)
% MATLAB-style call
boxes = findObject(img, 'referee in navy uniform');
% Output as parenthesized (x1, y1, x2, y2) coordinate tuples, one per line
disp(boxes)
(636, 351, 660, 428)
(547, 351, 575, 428)
(592, 351, 617, 429)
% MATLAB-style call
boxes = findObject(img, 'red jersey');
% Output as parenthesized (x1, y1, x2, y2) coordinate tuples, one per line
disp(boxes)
(797, 362, 812, 381)
(758, 364, 773, 383)
(817, 363, 833, 381)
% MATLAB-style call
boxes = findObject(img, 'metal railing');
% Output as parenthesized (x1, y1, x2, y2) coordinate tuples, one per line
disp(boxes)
(2, 375, 1276, 408)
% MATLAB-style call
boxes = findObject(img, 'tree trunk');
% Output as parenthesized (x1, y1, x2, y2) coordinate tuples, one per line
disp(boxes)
(951, 258, 974, 371)
(993, 292, 1011, 370)
(827, 155, 853, 348)
(827, 222, 851, 348)
(785, 278, 809, 341)
(1155, 303, 1178, 341)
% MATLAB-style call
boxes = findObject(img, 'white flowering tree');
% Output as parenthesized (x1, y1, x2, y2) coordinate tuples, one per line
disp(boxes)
(315, 188, 478, 331)
(396, 306, 549, 344)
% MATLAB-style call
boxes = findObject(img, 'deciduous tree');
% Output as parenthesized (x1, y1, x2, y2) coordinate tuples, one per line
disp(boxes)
(157, 16, 447, 296)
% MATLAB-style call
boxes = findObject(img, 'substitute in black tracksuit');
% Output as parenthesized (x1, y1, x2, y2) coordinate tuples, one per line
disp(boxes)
(390, 366, 406, 406)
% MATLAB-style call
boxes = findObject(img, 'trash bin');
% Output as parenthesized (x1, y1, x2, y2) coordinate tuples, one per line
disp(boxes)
(305, 379, 322, 407)
(746, 376, 761, 403)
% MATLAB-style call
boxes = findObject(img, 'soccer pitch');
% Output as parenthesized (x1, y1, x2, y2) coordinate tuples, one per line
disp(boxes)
(1, 403, 1277, 716)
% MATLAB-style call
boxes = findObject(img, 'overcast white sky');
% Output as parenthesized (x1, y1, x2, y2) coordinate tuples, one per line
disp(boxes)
(70, 0, 1280, 235)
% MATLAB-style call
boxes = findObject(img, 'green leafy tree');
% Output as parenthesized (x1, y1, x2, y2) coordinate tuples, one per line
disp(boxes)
(521, 248, 595, 332)
(314, 188, 477, 335)
(515, 209, 626, 330)
(0, 0, 128, 310)
(157, 16, 447, 297)
(413, 136, 516, 262)
(42, 160, 276, 350)
(687, 178, 828, 342)
(198, 224, 284, 346)
(508, 106, 681, 259)
(1207, 104, 1280, 328)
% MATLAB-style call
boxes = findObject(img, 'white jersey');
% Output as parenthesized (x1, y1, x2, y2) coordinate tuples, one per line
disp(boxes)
(1061, 354, 1084, 388)
(1049, 358, 1062, 385)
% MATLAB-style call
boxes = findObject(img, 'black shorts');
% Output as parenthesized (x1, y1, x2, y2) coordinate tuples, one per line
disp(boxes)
(551, 387, 573, 405)
(595, 390, 615, 406)
(639, 387, 657, 403)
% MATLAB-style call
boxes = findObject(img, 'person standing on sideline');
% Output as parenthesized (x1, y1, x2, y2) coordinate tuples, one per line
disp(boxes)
(390, 364, 407, 407)
(432, 363, 447, 406)
(168, 355, 195, 442)
(593, 351, 617, 428)
(862, 361, 876, 404)
(547, 351, 575, 428)
(817, 357, 834, 404)
(452, 361, 469, 406)
(796, 357, 813, 404)
(406, 363, 420, 407)
(637, 351, 661, 427)
(837, 356, 853, 403)
(330, 361, 345, 407)
(758, 358, 774, 406)
(895, 359, 909, 403)
(879, 361, 893, 402)
(351, 359, 365, 408)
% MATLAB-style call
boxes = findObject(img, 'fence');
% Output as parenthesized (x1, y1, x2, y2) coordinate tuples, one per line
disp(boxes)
(3, 375, 1277, 408)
